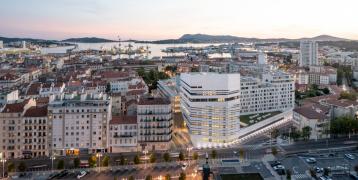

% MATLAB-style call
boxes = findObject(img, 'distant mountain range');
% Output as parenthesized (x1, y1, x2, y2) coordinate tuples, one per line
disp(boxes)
(140, 34, 350, 44)
(0, 34, 352, 45)
(0, 36, 117, 44)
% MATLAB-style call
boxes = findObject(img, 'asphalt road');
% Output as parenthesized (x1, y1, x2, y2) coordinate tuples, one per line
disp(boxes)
(5, 136, 358, 177)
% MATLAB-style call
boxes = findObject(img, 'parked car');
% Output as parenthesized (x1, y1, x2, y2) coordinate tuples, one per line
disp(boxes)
(271, 161, 282, 167)
(273, 165, 285, 170)
(314, 166, 323, 173)
(306, 157, 317, 163)
(57, 170, 69, 178)
(47, 172, 59, 180)
(77, 170, 87, 179)
(345, 153, 355, 160)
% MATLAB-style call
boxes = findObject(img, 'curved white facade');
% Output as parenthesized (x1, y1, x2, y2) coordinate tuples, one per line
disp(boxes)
(180, 73, 241, 148)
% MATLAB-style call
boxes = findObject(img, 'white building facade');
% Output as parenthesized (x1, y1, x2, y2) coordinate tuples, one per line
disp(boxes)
(180, 73, 241, 148)
(300, 41, 318, 67)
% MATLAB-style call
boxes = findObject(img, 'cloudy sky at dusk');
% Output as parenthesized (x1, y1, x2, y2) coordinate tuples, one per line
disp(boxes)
(1, 0, 358, 40)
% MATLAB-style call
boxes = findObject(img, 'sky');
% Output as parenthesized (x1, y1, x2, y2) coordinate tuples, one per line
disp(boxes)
(1, 0, 358, 40)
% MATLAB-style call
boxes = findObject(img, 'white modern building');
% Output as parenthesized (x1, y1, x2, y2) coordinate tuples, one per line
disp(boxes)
(240, 71, 295, 115)
(300, 41, 318, 67)
(180, 73, 241, 147)
(48, 93, 111, 156)
(180, 71, 295, 148)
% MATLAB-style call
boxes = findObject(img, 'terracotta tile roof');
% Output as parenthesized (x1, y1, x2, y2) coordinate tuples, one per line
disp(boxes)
(127, 89, 146, 96)
(110, 115, 137, 125)
(2, 100, 29, 113)
(0, 73, 20, 81)
(138, 97, 170, 105)
(24, 106, 48, 117)
(101, 71, 129, 79)
(36, 97, 49, 105)
(294, 104, 329, 120)
(325, 98, 358, 108)
(26, 83, 41, 95)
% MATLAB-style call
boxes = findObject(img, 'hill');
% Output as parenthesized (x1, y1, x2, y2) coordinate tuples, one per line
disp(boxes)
(148, 34, 351, 44)
(62, 37, 117, 43)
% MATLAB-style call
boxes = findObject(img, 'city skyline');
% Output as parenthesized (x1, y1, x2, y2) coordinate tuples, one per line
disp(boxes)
(1, 0, 358, 40)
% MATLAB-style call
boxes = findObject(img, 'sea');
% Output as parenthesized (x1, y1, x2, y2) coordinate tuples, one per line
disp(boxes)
(40, 42, 227, 58)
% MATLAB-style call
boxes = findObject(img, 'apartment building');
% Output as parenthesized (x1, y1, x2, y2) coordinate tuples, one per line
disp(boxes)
(137, 97, 172, 151)
(108, 115, 138, 153)
(240, 71, 295, 115)
(293, 104, 330, 139)
(0, 99, 36, 159)
(48, 93, 111, 156)
(180, 73, 241, 147)
(300, 41, 318, 67)
(22, 106, 49, 158)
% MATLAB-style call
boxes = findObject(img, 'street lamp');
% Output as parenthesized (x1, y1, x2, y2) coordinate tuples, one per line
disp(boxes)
(143, 150, 148, 169)
(50, 156, 56, 172)
(96, 153, 102, 172)
(0, 159, 6, 178)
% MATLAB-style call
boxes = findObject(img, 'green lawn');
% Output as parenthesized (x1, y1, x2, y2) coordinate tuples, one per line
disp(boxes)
(240, 111, 281, 126)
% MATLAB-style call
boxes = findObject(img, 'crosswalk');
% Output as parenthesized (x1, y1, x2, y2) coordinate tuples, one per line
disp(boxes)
(292, 173, 310, 179)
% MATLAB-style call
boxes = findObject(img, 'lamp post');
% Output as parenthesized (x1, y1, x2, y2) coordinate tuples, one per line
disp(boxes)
(50, 156, 56, 172)
(0, 159, 6, 178)
(96, 153, 102, 172)
(143, 150, 148, 169)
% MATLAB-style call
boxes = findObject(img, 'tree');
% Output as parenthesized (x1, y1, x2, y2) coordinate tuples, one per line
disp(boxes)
(165, 174, 171, 180)
(102, 155, 110, 167)
(149, 153, 156, 163)
(302, 126, 312, 140)
(322, 87, 330, 94)
(133, 155, 140, 164)
(193, 152, 198, 160)
(271, 129, 279, 139)
(145, 175, 152, 180)
(18, 161, 26, 172)
(286, 169, 291, 180)
(7, 162, 15, 172)
(88, 155, 97, 168)
(57, 159, 65, 169)
(74, 158, 80, 168)
(179, 151, 185, 161)
(179, 172, 186, 180)
(271, 147, 278, 156)
(339, 91, 357, 101)
(163, 152, 171, 162)
(310, 84, 319, 91)
(119, 154, 125, 165)
(211, 150, 217, 159)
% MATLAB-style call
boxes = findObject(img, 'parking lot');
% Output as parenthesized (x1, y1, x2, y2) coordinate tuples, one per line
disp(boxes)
(270, 150, 358, 180)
